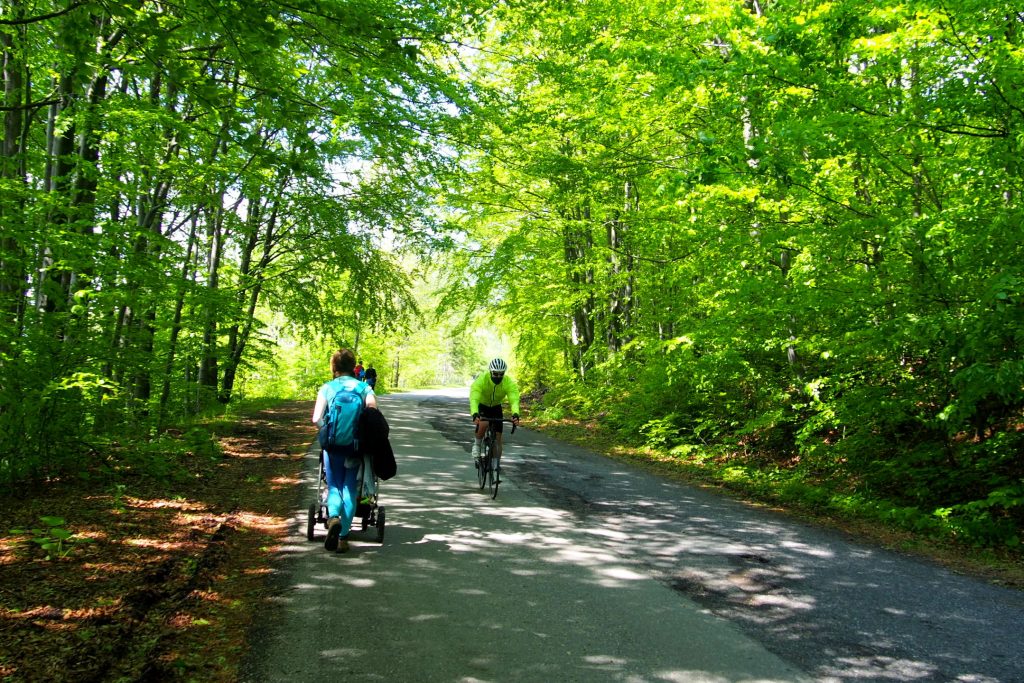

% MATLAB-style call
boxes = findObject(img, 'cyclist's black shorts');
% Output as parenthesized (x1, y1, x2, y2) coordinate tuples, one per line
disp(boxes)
(479, 404, 504, 433)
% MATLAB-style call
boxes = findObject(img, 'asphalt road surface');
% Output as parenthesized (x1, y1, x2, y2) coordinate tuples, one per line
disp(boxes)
(242, 389, 1024, 683)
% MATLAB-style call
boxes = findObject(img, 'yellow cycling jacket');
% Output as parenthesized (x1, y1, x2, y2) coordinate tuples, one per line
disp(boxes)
(469, 372, 521, 416)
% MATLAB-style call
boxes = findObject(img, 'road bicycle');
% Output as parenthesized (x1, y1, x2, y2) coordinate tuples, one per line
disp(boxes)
(475, 417, 516, 499)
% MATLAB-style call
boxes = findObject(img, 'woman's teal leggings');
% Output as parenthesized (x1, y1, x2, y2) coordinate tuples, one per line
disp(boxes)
(324, 449, 359, 536)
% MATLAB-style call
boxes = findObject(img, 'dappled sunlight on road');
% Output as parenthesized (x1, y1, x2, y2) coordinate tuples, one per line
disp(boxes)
(247, 391, 810, 683)
(246, 391, 1023, 683)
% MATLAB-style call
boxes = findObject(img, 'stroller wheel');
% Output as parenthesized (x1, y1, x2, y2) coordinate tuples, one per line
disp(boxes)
(376, 507, 386, 543)
(306, 503, 316, 541)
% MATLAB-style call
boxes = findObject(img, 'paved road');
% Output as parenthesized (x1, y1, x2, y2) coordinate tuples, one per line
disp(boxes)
(242, 389, 1024, 683)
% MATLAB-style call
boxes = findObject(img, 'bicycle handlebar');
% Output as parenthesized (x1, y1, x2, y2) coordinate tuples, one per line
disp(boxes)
(474, 416, 517, 434)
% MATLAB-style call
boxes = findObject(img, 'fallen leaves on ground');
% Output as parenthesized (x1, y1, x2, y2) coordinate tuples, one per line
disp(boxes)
(0, 401, 313, 682)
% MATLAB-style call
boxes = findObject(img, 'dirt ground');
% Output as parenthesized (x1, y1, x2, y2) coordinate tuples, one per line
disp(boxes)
(0, 401, 314, 682)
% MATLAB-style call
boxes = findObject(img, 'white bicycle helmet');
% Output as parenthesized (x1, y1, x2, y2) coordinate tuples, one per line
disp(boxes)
(487, 358, 508, 373)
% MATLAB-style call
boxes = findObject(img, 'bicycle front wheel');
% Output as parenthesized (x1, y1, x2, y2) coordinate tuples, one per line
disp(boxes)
(488, 452, 499, 499)
(476, 443, 488, 489)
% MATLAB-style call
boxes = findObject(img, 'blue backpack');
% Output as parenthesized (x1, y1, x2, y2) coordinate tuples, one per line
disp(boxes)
(319, 378, 366, 452)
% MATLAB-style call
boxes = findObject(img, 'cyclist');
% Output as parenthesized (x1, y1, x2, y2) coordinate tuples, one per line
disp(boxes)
(469, 358, 521, 463)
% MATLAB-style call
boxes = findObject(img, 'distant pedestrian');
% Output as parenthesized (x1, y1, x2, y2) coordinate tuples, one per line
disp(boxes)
(364, 364, 377, 389)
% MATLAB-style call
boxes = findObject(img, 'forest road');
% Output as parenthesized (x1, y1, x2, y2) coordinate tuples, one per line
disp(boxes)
(241, 389, 1024, 683)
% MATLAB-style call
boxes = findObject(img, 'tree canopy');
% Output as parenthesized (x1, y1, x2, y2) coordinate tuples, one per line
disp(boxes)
(3, 0, 1022, 547)
(0, 0, 482, 480)
(445, 0, 1024, 547)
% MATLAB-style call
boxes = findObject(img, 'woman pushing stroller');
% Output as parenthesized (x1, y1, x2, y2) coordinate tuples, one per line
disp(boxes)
(312, 348, 376, 553)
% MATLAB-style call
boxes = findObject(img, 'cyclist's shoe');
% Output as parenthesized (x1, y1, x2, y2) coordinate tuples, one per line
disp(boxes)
(471, 441, 480, 459)
(324, 516, 341, 551)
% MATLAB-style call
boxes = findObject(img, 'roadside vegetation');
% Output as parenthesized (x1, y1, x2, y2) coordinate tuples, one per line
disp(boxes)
(526, 403, 1024, 590)
(3, 392, 1017, 682)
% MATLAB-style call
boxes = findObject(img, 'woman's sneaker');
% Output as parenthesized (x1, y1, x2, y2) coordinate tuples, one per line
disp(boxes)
(336, 536, 350, 553)
(324, 517, 341, 551)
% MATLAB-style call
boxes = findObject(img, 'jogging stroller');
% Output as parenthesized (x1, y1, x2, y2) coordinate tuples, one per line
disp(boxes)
(307, 451, 385, 544)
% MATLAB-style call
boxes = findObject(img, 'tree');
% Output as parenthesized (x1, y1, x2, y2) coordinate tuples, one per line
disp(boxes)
(0, 0, 481, 486)
(447, 0, 1024, 545)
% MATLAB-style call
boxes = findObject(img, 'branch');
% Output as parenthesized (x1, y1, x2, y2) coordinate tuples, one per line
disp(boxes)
(766, 74, 1008, 139)
(787, 180, 878, 220)
(937, 1, 1024, 121)
(0, 1, 88, 25)
(0, 98, 60, 111)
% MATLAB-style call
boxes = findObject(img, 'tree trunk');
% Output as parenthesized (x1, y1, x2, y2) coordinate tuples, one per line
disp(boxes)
(158, 214, 200, 428)
(606, 179, 637, 354)
(196, 67, 241, 409)
(563, 205, 595, 377)
(1, 6, 28, 327)
(198, 202, 225, 403)
(38, 70, 78, 317)
(220, 180, 284, 403)
(220, 198, 263, 403)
